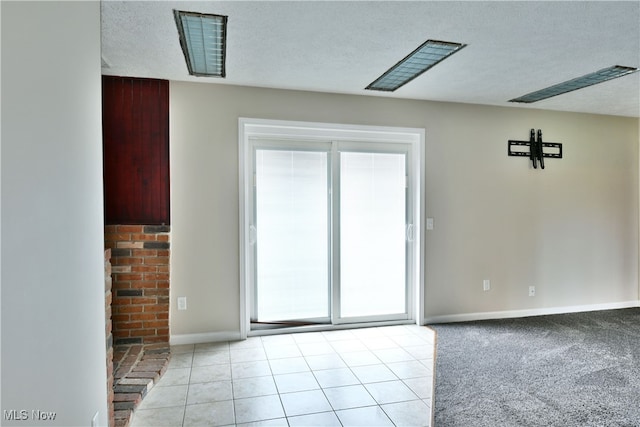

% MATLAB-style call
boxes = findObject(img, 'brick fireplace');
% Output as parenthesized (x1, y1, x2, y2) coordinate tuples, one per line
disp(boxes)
(105, 249, 115, 427)
(105, 225, 170, 345)
(104, 226, 171, 427)
(102, 76, 171, 426)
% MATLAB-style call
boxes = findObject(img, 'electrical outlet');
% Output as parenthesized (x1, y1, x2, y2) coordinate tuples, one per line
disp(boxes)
(483, 279, 490, 291)
(177, 296, 187, 310)
(529, 286, 536, 297)
(426, 217, 434, 230)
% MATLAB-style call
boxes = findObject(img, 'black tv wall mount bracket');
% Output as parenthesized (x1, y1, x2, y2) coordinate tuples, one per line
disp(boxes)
(508, 129, 562, 169)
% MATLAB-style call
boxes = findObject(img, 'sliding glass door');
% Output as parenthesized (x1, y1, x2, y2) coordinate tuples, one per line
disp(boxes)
(254, 147, 331, 324)
(338, 151, 407, 320)
(250, 139, 412, 328)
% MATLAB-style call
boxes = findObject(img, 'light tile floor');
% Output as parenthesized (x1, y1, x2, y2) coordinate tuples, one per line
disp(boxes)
(131, 325, 435, 427)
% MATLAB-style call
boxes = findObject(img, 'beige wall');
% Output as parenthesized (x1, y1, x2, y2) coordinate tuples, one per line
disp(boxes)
(170, 81, 638, 337)
(2, 2, 108, 425)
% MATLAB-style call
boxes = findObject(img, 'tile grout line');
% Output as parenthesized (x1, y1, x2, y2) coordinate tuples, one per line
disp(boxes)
(180, 349, 195, 427)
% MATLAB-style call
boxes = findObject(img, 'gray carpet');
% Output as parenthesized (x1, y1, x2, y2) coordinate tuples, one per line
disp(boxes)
(430, 309, 640, 427)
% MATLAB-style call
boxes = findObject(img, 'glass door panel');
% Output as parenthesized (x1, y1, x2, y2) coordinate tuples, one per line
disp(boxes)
(339, 152, 407, 318)
(254, 149, 330, 322)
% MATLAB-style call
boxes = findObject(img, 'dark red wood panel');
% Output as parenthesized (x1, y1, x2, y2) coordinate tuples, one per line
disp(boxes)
(102, 76, 170, 225)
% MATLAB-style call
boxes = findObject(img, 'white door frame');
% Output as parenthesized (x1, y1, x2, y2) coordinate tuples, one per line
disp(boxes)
(239, 118, 425, 338)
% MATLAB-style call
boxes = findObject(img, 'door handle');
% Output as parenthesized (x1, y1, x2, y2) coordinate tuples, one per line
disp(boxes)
(406, 224, 414, 242)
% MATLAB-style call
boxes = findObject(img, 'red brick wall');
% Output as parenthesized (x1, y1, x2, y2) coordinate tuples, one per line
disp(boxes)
(105, 225, 170, 344)
(105, 249, 115, 427)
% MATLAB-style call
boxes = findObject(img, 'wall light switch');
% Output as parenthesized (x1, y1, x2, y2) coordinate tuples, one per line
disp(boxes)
(177, 296, 187, 310)
(483, 279, 490, 291)
(426, 218, 434, 230)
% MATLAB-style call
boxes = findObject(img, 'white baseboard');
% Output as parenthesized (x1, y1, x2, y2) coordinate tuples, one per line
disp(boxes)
(423, 300, 640, 325)
(170, 330, 242, 346)
(171, 301, 640, 342)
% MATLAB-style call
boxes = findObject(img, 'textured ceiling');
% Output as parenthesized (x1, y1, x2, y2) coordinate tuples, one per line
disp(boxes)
(101, 1, 640, 117)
